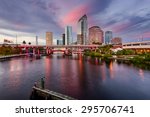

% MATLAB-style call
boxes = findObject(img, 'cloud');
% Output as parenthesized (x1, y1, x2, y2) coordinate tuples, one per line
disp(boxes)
(0, 0, 62, 35)
(87, 0, 112, 15)
(60, 4, 88, 31)
(0, 0, 150, 43)
(60, 0, 112, 31)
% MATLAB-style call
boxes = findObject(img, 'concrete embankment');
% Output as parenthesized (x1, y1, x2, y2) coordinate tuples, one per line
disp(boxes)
(0, 54, 26, 60)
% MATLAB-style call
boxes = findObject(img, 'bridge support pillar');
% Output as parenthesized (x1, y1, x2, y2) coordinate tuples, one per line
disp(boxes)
(33, 48, 35, 55)
(38, 49, 40, 55)
(26, 47, 28, 54)
(46, 48, 49, 55)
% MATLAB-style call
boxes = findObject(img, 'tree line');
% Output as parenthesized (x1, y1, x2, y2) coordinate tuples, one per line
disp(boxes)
(0, 45, 20, 55)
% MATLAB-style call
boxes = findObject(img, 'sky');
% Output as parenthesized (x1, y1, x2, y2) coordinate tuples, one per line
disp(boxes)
(0, 0, 150, 45)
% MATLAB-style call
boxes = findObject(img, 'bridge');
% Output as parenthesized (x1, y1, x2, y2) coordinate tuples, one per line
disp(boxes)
(1, 41, 150, 55)
(16, 45, 101, 55)
(122, 41, 150, 53)
(18, 45, 100, 49)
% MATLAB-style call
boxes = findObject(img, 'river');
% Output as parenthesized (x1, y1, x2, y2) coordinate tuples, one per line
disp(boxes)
(0, 54, 150, 100)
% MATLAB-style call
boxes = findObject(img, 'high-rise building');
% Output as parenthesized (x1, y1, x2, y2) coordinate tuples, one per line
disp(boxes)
(111, 37, 122, 45)
(89, 26, 103, 44)
(62, 33, 65, 45)
(105, 31, 113, 44)
(57, 40, 63, 45)
(65, 26, 73, 45)
(77, 14, 88, 45)
(36, 36, 38, 45)
(46, 32, 53, 46)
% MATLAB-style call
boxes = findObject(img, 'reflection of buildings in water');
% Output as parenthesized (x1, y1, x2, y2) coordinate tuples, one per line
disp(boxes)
(89, 58, 99, 65)
(57, 54, 84, 98)
(139, 69, 144, 80)
(8, 60, 22, 90)
(78, 54, 86, 84)
(94, 58, 103, 65)
(78, 55, 83, 72)
(78, 54, 83, 63)
(109, 61, 115, 79)
(56, 55, 65, 59)
(44, 58, 51, 82)
(95, 58, 99, 65)
(71, 54, 80, 60)
(10, 60, 23, 72)
(100, 64, 106, 81)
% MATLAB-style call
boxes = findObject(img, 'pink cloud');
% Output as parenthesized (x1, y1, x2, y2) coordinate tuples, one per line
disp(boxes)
(60, 4, 88, 31)
(133, 32, 150, 39)
(143, 32, 150, 38)
(14, 22, 28, 30)
(112, 22, 131, 33)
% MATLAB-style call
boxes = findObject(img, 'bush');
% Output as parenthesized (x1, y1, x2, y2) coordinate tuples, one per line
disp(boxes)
(116, 49, 135, 55)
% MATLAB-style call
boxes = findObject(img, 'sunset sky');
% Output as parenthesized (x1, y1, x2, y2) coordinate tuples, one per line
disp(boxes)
(0, 0, 150, 45)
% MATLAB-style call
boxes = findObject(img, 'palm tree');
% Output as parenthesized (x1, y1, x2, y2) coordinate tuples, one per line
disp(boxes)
(28, 42, 31, 45)
(22, 40, 26, 45)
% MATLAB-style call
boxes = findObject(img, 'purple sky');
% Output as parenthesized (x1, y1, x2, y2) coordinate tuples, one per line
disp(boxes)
(0, 0, 150, 44)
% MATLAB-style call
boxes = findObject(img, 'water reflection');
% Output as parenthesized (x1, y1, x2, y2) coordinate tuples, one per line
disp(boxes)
(8, 59, 22, 90)
(139, 69, 144, 80)
(100, 64, 106, 81)
(109, 61, 114, 79)
(0, 55, 150, 99)
(45, 57, 51, 84)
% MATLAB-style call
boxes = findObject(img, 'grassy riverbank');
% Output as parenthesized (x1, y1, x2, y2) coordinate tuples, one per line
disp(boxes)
(84, 45, 150, 69)
(130, 53, 150, 69)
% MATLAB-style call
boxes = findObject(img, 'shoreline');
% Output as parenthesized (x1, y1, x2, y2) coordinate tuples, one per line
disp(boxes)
(0, 54, 27, 59)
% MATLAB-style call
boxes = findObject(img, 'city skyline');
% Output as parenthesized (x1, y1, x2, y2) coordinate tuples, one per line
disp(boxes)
(0, 0, 150, 45)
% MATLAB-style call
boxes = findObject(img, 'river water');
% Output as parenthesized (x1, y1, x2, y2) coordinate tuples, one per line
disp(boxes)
(0, 54, 150, 100)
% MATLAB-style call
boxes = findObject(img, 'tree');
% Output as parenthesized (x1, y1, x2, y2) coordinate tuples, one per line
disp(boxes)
(22, 40, 26, 45)
(116, 49, 135, 55)
(99, 45, 113, 54)
(28, 42, 31, 45)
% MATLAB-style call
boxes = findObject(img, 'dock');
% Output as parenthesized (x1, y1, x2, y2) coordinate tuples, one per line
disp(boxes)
(30, 86, 75, 100)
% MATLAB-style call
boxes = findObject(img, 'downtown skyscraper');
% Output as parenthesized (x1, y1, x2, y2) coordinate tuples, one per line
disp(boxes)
(65, 26, 73, 45)
(62, 33, 65, 45)
(89, 26, 104, 44)
(105, 31, 113, 44)
(77, 15, 88, 45)
(46, 32, 53, 46)
(111, 37, 122, 45)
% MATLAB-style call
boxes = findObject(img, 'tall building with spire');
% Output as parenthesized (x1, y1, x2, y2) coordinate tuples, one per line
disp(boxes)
(65, 26, 73, 45)
(77, 14, 88, 45)
(46, 32, 53, 46)
(89, 26, 104, 44)
(105, 31, 113, 44)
